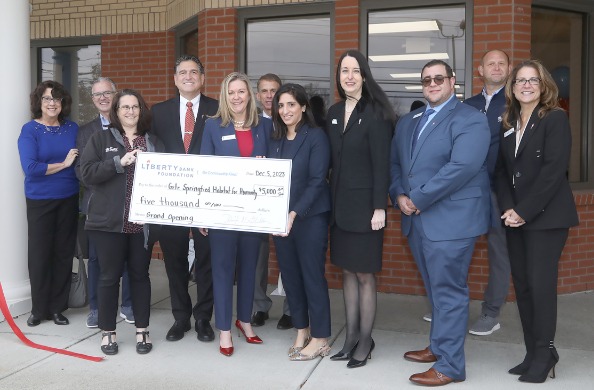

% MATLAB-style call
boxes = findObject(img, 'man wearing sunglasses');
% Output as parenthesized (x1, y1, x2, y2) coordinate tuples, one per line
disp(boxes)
(390, 60, 491, 386)
(75, 77, 135, 328)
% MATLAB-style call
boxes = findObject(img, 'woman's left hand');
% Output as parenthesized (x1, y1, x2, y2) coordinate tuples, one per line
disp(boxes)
(371, 209, 386, 230)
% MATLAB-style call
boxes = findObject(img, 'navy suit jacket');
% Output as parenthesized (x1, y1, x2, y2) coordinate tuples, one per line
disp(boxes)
(200, 116, 272, 157)
(151, 94, 219, 155)
(268, 124, 331, 217)
(495, 106, 578, 229)
(390, 96, 491, 241)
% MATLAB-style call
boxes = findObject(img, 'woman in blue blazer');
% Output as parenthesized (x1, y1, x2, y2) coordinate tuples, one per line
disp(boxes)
(200, 72, 272, 356)
(269, 84, 332, 361)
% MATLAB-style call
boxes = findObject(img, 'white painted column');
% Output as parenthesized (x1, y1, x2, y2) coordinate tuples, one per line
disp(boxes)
(0, 0, 32, 321)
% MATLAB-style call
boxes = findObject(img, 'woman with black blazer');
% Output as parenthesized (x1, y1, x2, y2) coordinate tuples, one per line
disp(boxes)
(200, 72, 272, 357)
(269, 84, 332, 361)
(496, 59, 578, 383)
(327, 50, 397, 368)
(81, 89, 164, 355)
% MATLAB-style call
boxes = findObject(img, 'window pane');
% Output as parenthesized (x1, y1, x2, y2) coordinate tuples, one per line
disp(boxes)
(367, 6, 466, 116)
(246, 17, 331, 104)
(40, 45, 101, 125)
(181, 30, 199, 58)
(532, 7, 584, 183)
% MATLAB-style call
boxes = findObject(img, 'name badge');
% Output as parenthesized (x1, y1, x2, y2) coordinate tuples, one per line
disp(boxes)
(222, 134, 236, 141)
(413, 112, 423, 119)
(504, 128, 515, 138)
(331, 119, 338, 124)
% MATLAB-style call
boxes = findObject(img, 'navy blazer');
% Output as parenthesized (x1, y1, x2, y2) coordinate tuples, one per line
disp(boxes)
(268, 124, 331, 218)
(390, 96, 491, 241)
(495, 106, 578, 229)
(200, 116, 272, 157)
(151, 94, 219, 155)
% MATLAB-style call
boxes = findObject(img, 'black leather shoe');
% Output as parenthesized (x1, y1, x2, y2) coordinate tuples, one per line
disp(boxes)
(277, 314, 293, 330)
(250, 311, 269, 327)
(49, 313, 69, 325)
(166, 319, 191, 341)
(27, 314, 42, 327)
(136, 330, 153, 354)
(195, 319, 215, 342)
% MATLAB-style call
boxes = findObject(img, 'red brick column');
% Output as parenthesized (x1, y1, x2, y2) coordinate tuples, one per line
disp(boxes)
(101, 32, 176, 106)
(198, 8, 238, 98)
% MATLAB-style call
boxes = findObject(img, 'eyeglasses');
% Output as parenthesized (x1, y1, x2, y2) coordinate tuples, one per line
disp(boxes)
(91, 91, 115, 99)
(41, 96, 62, 104)
(514, 77, 541, 86)
(118, 105, 140, 112)
(420, 76, 452, 87)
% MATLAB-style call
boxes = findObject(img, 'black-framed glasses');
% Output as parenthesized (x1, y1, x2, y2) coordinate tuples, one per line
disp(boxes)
(41, 96, 62, 104)
(91, 91, 116, 99)
(420, 76, 451, 87)
(514, 77, 541, 86)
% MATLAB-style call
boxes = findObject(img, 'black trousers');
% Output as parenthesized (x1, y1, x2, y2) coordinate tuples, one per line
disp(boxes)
(89, 230, 152, 330)
(26, 195, 78, 317)
(506, 227, 569, 358)
(159, 226, 213, 322)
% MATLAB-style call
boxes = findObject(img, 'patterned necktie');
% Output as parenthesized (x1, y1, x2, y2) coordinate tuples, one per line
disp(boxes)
(411, 108, 435, 157)
(183, 101, 195, 153)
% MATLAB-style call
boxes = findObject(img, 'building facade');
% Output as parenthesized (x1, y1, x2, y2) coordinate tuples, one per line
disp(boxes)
(28, 0, 594, 299)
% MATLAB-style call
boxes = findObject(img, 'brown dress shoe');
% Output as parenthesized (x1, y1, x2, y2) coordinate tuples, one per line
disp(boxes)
(404, 347, 437, 363)
(409, 368, 462, 386)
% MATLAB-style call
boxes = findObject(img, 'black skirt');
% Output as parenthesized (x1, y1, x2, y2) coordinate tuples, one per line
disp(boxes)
(330, 225, 384, 273)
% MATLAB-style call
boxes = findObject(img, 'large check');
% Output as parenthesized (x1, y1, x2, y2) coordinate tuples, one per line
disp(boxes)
(129, 152, 292, 234)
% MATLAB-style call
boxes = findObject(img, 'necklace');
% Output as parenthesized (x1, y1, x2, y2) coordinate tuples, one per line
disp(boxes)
(232, 119, 245, 128)
(38, 121, 61, 134)
(345, 98, 359, 113)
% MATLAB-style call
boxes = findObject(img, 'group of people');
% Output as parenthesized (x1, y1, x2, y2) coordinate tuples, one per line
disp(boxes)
(17, 48, 577, 386)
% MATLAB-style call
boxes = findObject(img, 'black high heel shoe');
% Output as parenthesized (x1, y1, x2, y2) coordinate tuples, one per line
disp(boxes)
(347, 339, 375, 369)
(101, 331, 118, 355)
(518, 349, 559, 383)
(330, 341, 359, 361)
(136, 330, 153, 354)
(508, 354, 533, 375)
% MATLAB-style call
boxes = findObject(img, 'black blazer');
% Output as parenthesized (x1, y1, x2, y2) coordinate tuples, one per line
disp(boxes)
(268, 124, 331, 218)
(495, 106, 578, 230)
(327, 99, 393, 232)
(150, 94, 219, 155)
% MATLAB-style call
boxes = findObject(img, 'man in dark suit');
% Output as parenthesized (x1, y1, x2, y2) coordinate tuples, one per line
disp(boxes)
(150, 55, 218, 342)
(76, 77, 134, 329)
(390, 60, 491, 386)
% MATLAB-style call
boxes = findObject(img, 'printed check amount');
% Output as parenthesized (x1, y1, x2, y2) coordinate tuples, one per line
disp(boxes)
(129, 152, 292, 234)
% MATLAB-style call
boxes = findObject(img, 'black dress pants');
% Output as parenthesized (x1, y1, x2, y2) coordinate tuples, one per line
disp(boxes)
(506, 227, 569, 358)
(26, 195, 78, 317)
(89, 230, 152, 330)
(159, 226, 213, 322)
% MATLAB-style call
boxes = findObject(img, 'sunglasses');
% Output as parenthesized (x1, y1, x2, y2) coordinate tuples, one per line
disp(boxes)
(420, 76, 452, 87)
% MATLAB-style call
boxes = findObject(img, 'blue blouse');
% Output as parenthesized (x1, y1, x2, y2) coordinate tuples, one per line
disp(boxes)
(18, 119, 79, 200)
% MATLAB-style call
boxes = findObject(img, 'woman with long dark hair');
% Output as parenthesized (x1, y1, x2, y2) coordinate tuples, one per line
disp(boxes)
(269, 83, 332, 360)
(327, 50, 396, 368)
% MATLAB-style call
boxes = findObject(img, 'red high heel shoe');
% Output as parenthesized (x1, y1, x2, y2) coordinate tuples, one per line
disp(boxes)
(219, 334, 234, 357)
(235, 320, 263, 344)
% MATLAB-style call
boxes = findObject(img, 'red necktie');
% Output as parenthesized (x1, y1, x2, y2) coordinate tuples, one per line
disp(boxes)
(183, 101, 195, 153)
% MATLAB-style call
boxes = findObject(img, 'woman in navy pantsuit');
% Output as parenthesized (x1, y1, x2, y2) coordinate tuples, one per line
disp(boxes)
(200, 72, 272, 357)
(496, 60, 578, 383)
(269, 84, 332, 361)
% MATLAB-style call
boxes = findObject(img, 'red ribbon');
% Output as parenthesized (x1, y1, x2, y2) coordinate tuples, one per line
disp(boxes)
(0, 282, 103, 362)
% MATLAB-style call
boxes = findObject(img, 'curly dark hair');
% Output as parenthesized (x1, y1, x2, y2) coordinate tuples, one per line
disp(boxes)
(30, 80, 72, 123)
(109, 89, 152, 136)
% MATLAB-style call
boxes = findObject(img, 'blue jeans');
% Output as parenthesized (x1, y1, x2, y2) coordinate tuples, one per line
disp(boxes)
(87, 237, 132, 310)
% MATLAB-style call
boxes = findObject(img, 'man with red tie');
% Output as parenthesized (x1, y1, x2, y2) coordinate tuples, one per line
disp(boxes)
(150, 55, 219, 342)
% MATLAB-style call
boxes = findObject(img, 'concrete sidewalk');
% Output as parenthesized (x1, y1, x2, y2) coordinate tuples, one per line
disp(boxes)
(1, 260, 592, 390)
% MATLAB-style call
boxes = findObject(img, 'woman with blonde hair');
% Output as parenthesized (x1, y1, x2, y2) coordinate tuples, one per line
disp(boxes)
(200, 72, 273, 356)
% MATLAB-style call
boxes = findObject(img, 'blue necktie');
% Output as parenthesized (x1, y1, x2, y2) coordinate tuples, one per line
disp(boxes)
(411, 109, 435, 156)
